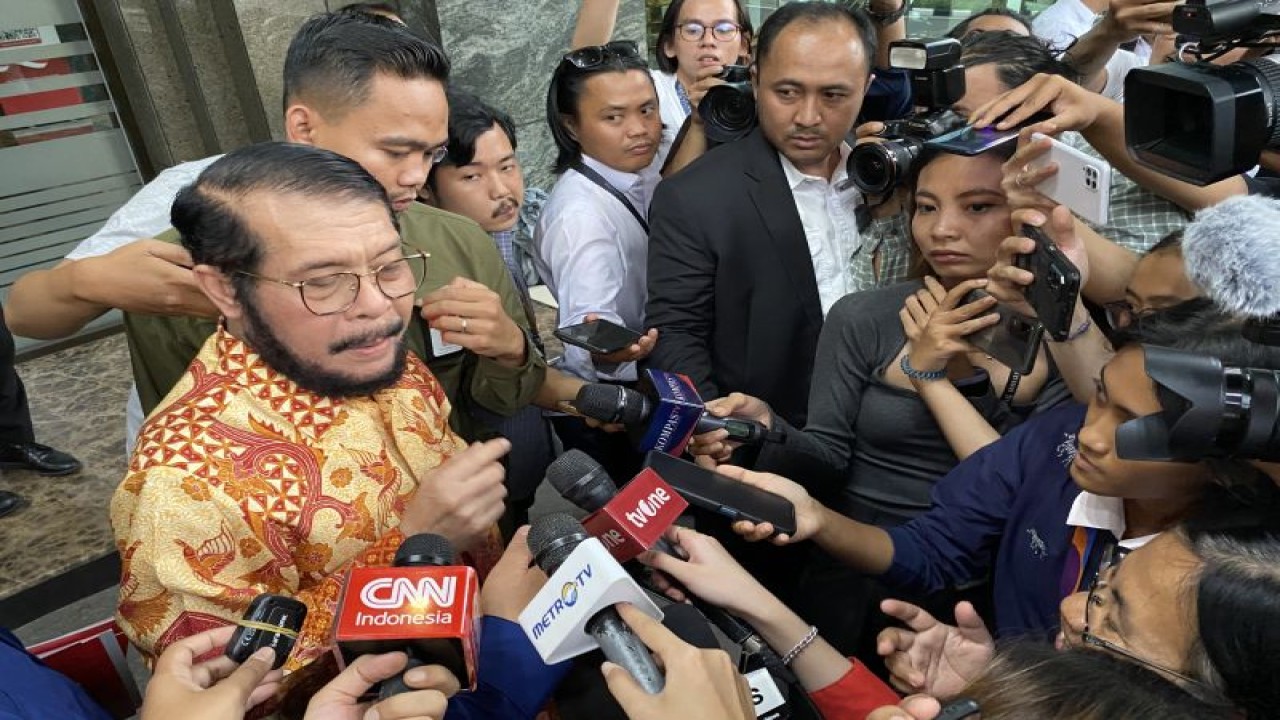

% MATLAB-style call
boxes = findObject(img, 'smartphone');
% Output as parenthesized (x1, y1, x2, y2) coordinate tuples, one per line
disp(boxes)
(1013, 225, 1081, 341)
(554, 319, 645, 355)
(963, 290, 1044, 375)
(1028, 133, 1112, 225)
(925, 124, 1020, 156)
(225, 593, 307, 669)
(643, 451, 797, 537)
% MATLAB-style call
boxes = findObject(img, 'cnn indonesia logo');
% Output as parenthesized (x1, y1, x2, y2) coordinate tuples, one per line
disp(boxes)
(355, 577, 457, 627)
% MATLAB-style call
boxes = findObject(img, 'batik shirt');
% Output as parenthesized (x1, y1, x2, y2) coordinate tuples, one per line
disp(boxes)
(111, 327, 504, 670)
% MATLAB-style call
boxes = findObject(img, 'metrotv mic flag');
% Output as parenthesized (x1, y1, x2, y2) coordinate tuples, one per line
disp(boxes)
(332, 565, 481, 688)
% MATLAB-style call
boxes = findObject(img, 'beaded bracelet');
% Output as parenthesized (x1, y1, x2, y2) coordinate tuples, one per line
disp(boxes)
(782, 625, 819, 665)
(900, 354, 947, 381)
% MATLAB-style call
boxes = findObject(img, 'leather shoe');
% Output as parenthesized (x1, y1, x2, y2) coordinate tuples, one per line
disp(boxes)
(0, 441, 82, 476)
(0, 490, 26, 518)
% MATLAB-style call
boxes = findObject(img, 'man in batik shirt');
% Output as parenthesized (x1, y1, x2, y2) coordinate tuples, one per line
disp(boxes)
(111, 142, 510, 671)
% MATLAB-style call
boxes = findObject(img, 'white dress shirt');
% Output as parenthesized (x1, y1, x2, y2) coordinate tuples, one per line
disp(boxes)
(1066, 491, 1157, 549)
(534, 155, 660, 382)
(778, 144, 862, 315)
(650, 69, 686, 169)
(1032, 0, 1147, 102)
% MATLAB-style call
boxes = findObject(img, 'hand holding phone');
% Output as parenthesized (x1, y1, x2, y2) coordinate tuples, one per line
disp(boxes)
(554, 318, 646, 355)
(1012, 225, 1081, 341)
(1027, 133, 1112, 225)
(644, 452, 797, 537)
(962, 289, 1044, 375)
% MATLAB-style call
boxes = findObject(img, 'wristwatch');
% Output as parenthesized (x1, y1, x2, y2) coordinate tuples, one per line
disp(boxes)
(869, 0, 909, 26)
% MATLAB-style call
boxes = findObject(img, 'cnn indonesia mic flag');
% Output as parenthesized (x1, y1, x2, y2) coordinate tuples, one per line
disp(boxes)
(332, 563, 481, 688)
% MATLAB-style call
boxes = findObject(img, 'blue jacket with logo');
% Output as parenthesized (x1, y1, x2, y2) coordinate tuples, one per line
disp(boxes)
(884, 403, 1087, 639)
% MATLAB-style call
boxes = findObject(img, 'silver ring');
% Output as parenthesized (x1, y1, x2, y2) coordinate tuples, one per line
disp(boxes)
(460, 317, 469, 334)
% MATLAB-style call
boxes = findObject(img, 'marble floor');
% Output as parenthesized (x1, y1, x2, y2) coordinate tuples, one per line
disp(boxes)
(0, 331, 133, 627)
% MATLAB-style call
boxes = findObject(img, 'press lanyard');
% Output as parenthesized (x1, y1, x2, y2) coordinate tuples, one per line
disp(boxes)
(571, 161, 650, 234)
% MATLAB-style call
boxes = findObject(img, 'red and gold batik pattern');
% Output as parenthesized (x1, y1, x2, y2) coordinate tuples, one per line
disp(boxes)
(111, 328, 504, 670)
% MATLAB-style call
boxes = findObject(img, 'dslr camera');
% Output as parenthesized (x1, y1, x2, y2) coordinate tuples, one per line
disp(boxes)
(1117, 345, 1280, 462)
(1125, 0, 1280, 184)
(699, 64, 756, 146)
(848, 38, 967, 195)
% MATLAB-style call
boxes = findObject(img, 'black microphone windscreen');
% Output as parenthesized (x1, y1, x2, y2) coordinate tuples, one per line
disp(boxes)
(661, 604, 721, 650)
(528, 512, 590, 575)
(546, 449, 618, 512)
(394, 533, 454, 567)
(576, 384, 650, 425)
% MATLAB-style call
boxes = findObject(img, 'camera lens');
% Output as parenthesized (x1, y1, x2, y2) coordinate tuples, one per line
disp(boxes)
(699, 84, 758, 145)
(849, 139, 921, 195)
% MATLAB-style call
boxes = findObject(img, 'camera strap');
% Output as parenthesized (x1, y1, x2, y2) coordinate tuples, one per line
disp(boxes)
(571, 161, 650, 234)
(1000, 371, 1022, 405)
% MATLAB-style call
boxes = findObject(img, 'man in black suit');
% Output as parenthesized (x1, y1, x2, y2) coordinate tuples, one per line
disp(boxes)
(646, 2, 882, 429)
(645, 2, 897, 656)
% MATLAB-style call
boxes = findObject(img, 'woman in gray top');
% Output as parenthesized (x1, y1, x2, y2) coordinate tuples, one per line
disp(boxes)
(693, 148, 1069, 526)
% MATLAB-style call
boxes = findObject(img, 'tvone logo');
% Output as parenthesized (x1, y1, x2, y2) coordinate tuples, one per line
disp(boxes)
(361, 577, 457, 610)
(625, 487, 672, 528)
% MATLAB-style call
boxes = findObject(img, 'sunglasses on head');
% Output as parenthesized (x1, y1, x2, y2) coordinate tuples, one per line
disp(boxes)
(563, 40, 642, 69)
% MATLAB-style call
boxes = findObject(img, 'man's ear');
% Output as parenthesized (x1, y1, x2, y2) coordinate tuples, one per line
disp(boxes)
(284, 103, 320, 145)
(192, 265, 244, 321)
(561, 114, 579, 142)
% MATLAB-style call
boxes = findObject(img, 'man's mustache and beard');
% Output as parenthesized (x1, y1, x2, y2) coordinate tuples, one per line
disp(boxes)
(239, 291, 408, 398)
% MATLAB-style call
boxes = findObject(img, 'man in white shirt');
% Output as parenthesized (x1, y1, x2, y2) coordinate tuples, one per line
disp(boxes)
(1032, 0, 1151, 101)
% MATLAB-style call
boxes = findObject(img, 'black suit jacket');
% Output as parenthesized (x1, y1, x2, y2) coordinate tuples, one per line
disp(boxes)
(646, 128, 824, 427)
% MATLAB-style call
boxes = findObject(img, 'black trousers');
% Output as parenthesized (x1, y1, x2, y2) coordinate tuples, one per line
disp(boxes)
(0, 307, 33, 445)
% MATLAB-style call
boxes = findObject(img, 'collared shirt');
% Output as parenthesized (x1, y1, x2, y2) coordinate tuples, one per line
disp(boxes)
(1032, 0, 1146, 102)
(534, 155, 660, 382)
(650, 70, 686, 169)
(112, 327, 505, 671)
(852, 211, 915, 292)
(778, 144, 863, 315)
(1065, 491, 1157, 549)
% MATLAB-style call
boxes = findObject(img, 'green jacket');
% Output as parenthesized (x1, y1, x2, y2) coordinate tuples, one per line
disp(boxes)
(124, 202, 546, 440)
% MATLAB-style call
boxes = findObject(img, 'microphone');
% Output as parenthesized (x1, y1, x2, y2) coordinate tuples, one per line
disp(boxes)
(332, 534, 481, 695)
(522, 513, 665, 694)
(544, 451, 796, 683)
(1183, 194, 1280, 343)
(547, 449, 689, 560)
(575, 372, 767, 455)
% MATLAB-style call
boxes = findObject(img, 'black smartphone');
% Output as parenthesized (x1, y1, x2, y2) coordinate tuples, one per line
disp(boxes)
(643, 451, 797, 536)
(554, 319, 645, 355)
(963, 290, 1044, 376)
(1013, 225, 1081, 341)
(225, 593, 307, 669)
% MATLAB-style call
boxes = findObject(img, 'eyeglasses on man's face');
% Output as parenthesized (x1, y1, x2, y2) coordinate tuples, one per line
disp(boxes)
(237, 250, 428, 317)
(1103, 300, 1157, 329)
(563, 41, 642, 69)
(677, 20, 741, 43)
(1080, 545, 1206, 690)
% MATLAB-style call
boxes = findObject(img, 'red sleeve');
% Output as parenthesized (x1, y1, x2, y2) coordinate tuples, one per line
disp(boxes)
(807, 658, 901, 719)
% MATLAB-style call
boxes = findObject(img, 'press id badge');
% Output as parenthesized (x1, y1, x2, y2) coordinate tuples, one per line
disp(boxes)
(430, 327, 464, 357)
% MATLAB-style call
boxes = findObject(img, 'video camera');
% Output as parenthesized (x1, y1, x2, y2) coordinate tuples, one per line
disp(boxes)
(848, 38, 967, 195)
(1124, 0, 1280, 185)
(1116, 345, 1280, 462)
